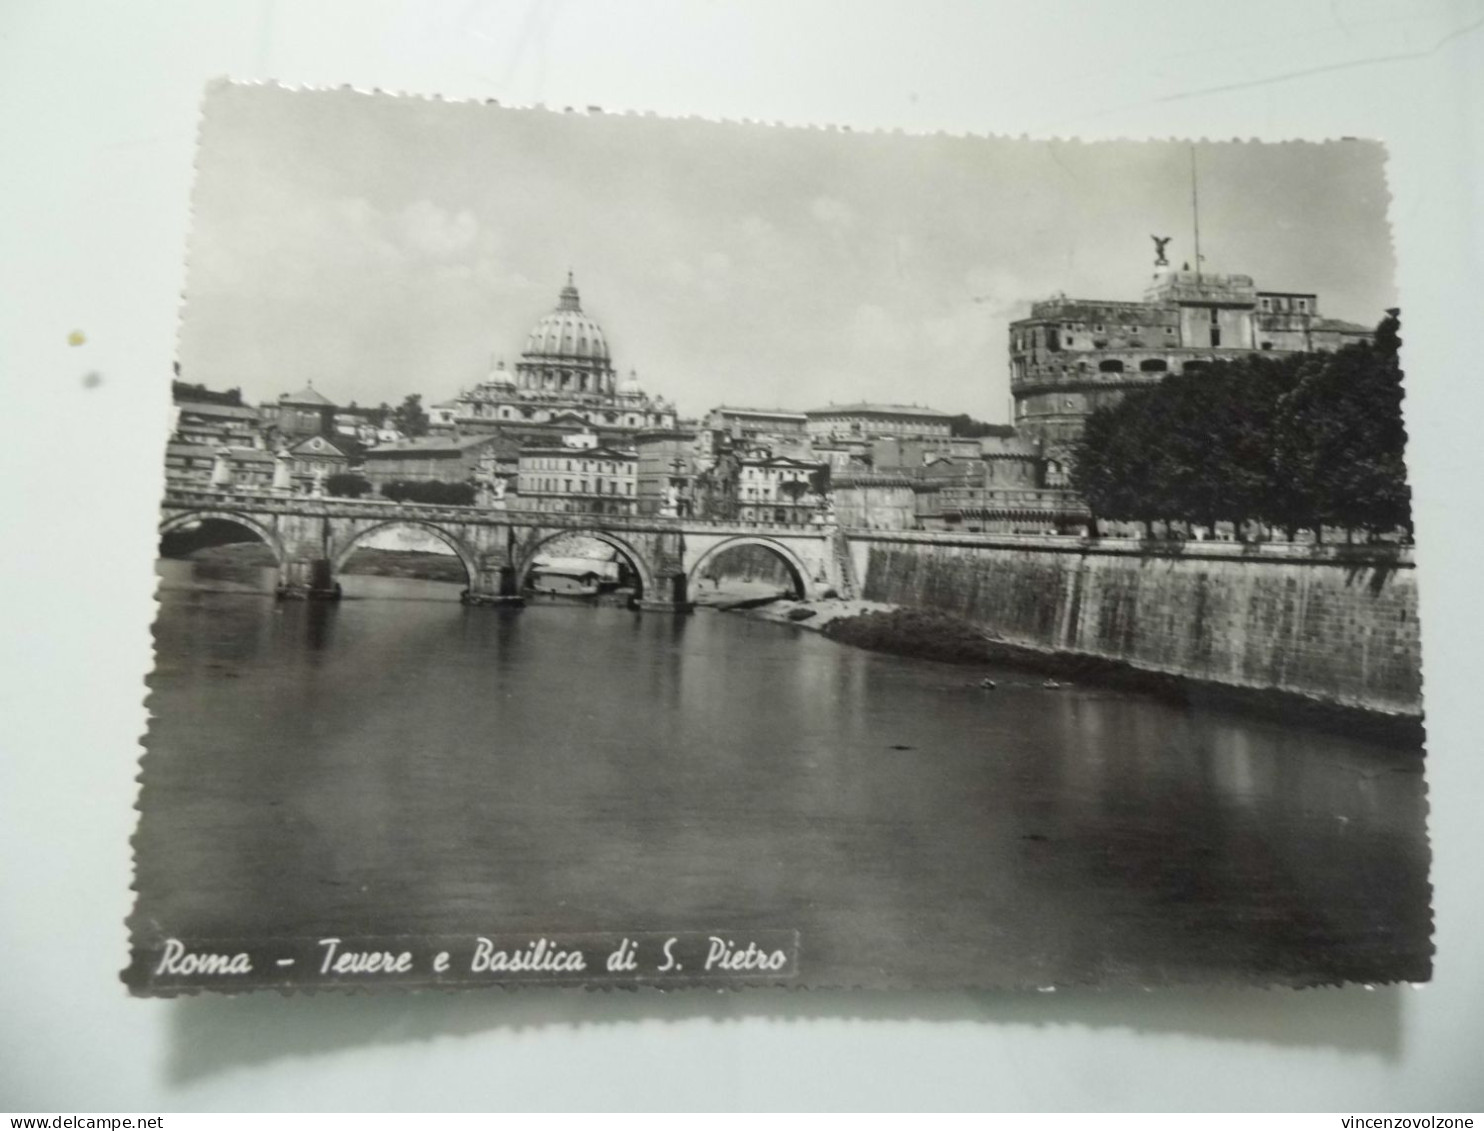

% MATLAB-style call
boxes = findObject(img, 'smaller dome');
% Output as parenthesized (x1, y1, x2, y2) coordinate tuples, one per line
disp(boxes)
(488, 358, 515, 386)
(619, 367, 642, 394)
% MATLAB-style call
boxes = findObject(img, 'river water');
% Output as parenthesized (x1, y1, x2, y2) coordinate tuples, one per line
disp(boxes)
(134, 558, 1431, 988)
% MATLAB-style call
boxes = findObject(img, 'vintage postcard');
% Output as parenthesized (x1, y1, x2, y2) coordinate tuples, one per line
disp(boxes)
(127, 81, 1429, 993)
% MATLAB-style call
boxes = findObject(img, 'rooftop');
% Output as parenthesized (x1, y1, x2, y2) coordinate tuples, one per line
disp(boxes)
(711, 406, 809, 419)
(519, 444, 636, 459)
(805, 403, 949, 418)
(288, 434, 355, 456)
(278, 384, 335, 407)
(165, 442, 273, 460)
(1313, 316, 1373, 334)
(363, 434, 518, 458)
(175, 401, 261, 420)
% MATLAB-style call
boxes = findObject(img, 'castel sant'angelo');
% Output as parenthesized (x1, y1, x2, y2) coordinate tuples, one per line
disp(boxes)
(1007, 252, 1373, 476)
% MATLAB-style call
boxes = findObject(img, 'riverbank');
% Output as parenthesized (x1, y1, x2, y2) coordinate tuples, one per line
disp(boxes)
(729, 599, 1424, 749)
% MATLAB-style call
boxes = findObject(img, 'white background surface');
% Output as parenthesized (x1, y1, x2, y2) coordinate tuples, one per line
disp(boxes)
(2, 0, 1482, 1112)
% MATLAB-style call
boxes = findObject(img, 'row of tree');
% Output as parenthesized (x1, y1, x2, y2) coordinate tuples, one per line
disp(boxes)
(1072, 313, 1410, 541)
(346, 394, 431, 438)
(172, 379, 244, 406)
(324, 475, 475, 506)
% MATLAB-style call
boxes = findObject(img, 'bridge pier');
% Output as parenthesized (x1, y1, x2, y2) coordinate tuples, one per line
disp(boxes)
(463, 562, 525, 607)
(635, 568, 693, 613)
(276, 557, 341, 601)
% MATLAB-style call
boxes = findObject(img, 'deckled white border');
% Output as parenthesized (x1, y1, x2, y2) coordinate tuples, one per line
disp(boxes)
(3, 2, 1479, 1110)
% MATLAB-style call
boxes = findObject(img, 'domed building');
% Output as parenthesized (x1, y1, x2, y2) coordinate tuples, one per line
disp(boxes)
(435, 273, 677, 443)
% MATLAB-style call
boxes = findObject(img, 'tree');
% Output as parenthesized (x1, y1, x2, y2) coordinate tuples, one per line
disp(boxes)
(325, 473, 372, 499)
(1073, 317, 1411, 541)
(381, 479, 475, 506)
(392, 394, 430, 438)
(1073, 387, 1173, 537)
(947, 414, 1015, 439)
(172, 380, 243, 406)
(1271, 322, 1410, 539)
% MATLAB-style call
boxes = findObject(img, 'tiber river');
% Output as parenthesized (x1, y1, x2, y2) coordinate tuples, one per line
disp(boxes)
(134, 555, 1432, 989)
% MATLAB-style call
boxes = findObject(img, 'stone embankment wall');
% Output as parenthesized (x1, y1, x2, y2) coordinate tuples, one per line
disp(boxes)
(846, 533, 1421, 715)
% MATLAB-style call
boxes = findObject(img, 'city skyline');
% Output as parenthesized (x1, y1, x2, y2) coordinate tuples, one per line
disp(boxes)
(179, 82, 1397, 421)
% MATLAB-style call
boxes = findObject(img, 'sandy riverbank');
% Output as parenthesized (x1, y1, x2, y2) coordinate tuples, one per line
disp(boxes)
(714, 593, 898, 630)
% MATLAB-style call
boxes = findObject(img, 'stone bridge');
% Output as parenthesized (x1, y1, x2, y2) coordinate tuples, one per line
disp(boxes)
(159, 488, 856, 609)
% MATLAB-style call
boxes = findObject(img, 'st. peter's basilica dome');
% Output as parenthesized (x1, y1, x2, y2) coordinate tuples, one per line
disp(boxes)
(520, 272, 611, 364)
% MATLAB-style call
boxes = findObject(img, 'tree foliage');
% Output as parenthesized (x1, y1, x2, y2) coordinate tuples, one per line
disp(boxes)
(948, 414, 1015, 439)
(363, 402, 395, 429)
(325, 472, 373, 499)
(392, 394, 430, 438)
(172, 380, 243, 406)
(1072, 315, 1410, 539)
(380, 479, 475, 506)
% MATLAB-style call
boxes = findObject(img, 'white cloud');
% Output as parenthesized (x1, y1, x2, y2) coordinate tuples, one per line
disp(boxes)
(810, 195, 856, 233)
(849, 303, 912, 356)
(398, 200, 479, 258)
(964, 264, 1025, 318)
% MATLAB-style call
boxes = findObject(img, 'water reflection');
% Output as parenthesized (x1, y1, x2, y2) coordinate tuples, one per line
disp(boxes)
(135, 560, 1431, 987)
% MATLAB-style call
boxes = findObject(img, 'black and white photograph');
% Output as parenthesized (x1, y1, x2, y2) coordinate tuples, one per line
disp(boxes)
(127, 79, 1429, 995)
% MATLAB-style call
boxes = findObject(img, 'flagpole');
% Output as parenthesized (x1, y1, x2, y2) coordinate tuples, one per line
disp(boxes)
(1191, 145, 1202, 280)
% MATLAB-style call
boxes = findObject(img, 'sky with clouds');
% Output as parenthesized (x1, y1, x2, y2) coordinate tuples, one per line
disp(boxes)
(178, 82, 1397, 421)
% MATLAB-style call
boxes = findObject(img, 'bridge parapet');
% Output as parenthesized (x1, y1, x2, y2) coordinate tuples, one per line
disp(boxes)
(161, 488, 836, 537)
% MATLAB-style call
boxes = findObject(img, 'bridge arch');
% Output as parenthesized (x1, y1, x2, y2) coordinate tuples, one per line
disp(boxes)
(331, 520, 481, 589)
(159, 509, 286, 564)
(515, 529, 657, 599)
(686, 536, 813, 600)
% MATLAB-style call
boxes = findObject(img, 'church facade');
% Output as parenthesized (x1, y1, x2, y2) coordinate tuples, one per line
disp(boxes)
(431, 274, 678, 445)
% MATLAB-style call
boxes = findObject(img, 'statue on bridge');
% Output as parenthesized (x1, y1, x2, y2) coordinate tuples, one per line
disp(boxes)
(474, 449, 508, 509)
(271, 448, 293, 494)
(210, 447, 233, 489)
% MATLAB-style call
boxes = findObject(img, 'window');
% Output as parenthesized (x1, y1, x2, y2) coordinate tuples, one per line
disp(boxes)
(1209, 308, 1219, 325)
(1139, 359, 1168, 372)
(1297, 299, 1309, 312)
(1098, 359, 1125, 373)
(1260, 297, 1270, 311)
